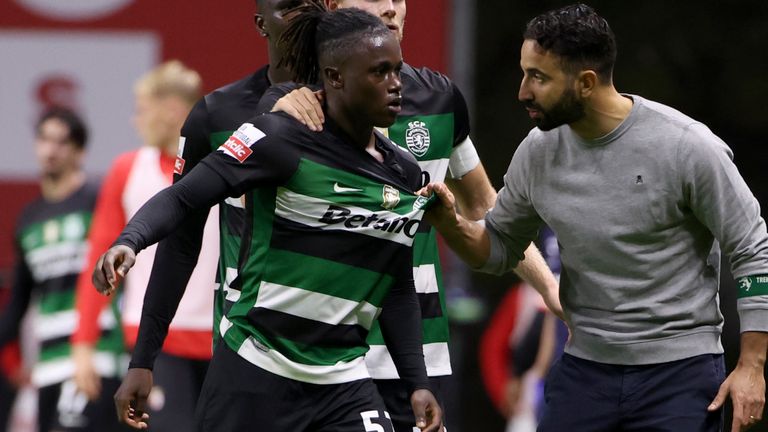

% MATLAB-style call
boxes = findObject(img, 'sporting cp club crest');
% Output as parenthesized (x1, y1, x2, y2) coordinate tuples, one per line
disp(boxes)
(405, 121, 431, 157)
(382, 185, 401, 210)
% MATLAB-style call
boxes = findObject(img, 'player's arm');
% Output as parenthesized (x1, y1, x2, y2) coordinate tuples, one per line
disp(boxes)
(678, 125, 768, 431)
(0, 240, 34, 348)
(378, 249, 442, 432)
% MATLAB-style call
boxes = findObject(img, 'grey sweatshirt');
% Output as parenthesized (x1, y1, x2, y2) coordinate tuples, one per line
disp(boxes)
(484, 95, 768, 364)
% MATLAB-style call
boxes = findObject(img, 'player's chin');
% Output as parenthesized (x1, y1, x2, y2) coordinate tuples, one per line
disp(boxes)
(374, 110, 399, 128)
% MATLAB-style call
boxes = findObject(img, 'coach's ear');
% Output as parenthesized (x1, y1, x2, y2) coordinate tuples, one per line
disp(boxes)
(324, 66, 343, 89)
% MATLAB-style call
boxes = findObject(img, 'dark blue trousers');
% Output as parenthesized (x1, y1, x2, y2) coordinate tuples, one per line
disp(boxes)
(538, 353, 725, 432)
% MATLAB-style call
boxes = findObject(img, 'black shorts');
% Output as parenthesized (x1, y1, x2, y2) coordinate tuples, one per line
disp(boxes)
(374, 376, 449, 432)
(143, 352, 209, 432)
(195, 343, 394, 432)
(38, 377, 131, 432)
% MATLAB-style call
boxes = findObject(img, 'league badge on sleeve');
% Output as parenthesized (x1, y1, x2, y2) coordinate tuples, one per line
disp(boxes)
(174, 136, 186, 175)
(218, 123, 266, 163)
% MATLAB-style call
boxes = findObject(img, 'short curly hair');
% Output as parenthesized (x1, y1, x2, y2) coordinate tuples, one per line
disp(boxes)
(524, 3, 616, 82)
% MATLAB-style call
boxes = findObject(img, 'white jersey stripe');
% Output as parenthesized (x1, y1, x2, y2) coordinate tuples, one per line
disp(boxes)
(236, 336, 370, 384)
(255, 281, 380, 330)
(275, 188, 422, 246)
(413, 264, 439, 294)
(365, 342, 452, 379)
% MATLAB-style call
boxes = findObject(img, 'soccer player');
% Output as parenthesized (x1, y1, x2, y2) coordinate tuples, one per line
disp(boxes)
(264, 1, 561, 430)
(95, 6, 441, 432)
(107, 0, 324, 422)
(71, 61, 217, 432)
(424, 4, 768, 432)
(0, 108, 127, 432)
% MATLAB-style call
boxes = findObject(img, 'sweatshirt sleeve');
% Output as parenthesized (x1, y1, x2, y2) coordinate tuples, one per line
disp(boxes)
(680, 123, 768, 332)
(481, 135, 544, 274)
(72, 152, 134, 345)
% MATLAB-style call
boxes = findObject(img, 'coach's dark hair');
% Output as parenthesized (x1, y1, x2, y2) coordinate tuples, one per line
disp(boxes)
(524, 3, 616, 82)
(36, 107, 88, 149)
(279, 5, 392, 84)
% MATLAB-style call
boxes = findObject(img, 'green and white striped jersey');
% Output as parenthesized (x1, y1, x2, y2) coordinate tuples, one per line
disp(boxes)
(203, 115, 428, 384)
(365, 64, 473, 379)
(9, 182, 125, 387)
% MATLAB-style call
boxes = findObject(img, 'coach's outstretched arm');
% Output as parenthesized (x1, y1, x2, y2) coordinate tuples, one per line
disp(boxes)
(423, 182, 562, 319)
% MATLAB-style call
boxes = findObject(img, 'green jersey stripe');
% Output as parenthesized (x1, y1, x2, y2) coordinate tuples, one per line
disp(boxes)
(288, 159, 426, 215)
(387, 114, 454, 161)
(38, 290, 75, 314)
(255, 281, 380, 330)
(262, 249, 393, 306)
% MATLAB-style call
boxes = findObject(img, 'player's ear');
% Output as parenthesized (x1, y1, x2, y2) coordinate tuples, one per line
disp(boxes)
(326, 0, 341, 11)
(254, 14, 267, 37)
(324, 67, 343, 89)
(577, 69, 597, 98)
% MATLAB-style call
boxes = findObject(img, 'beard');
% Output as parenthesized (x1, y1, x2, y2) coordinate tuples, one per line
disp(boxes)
(525, 87, 585, 131)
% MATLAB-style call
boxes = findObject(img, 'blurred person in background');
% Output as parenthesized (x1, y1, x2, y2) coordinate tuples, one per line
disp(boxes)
(0, 108, 127, 432)
(480, 227, 566, 432)
(71, 60, 217, 432)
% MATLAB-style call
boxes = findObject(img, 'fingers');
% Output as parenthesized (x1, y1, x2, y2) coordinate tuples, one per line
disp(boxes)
(272, 87, 325, 131)
(708, 380, 729, 411)
(92, 254, 112, 295)
(115, 389, 149, 430)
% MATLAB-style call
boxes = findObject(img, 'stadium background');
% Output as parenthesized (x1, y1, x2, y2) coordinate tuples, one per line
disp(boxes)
(1, 0, 767, 430)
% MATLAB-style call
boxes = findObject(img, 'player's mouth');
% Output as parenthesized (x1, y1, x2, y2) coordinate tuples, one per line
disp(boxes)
(387, 96, 402, 114)
(387, 24, 400, 34)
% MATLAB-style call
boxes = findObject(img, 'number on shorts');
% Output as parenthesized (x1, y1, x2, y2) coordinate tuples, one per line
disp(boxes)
(360, 410, 392, 432)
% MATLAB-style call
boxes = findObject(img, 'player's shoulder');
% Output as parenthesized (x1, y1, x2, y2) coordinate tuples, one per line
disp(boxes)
(234, 112, 307, 145)
(401, 63, 454, 93)
(203, 66, 269, 111)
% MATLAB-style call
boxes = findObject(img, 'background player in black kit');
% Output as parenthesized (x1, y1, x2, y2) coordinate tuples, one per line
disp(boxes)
(108, 0, 323, 425)
(96, 5, 443, 432)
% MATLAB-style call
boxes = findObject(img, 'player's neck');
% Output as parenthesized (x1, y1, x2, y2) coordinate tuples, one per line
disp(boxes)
(267, 52, 293, 84)
(326, 104, 375, 150)
(40, 169, 85, 202)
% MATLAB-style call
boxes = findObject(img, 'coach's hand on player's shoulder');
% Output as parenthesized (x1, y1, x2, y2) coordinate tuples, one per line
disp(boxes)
(114, 368, 153, 430)
(410, 389, 443, 432)
(272, 86, 325, 132)
(93, 245, 136, 296)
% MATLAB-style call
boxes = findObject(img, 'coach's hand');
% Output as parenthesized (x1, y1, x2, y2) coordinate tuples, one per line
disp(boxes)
(272, 86, 325, 132)
(114, 368, 153, 430)
(411, 389, 443, 432)
(93, 245, 136, 296)
(708, 332, 767, 431)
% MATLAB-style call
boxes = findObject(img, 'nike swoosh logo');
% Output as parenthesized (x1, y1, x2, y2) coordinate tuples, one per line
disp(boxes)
(333, 182, 363, 193)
